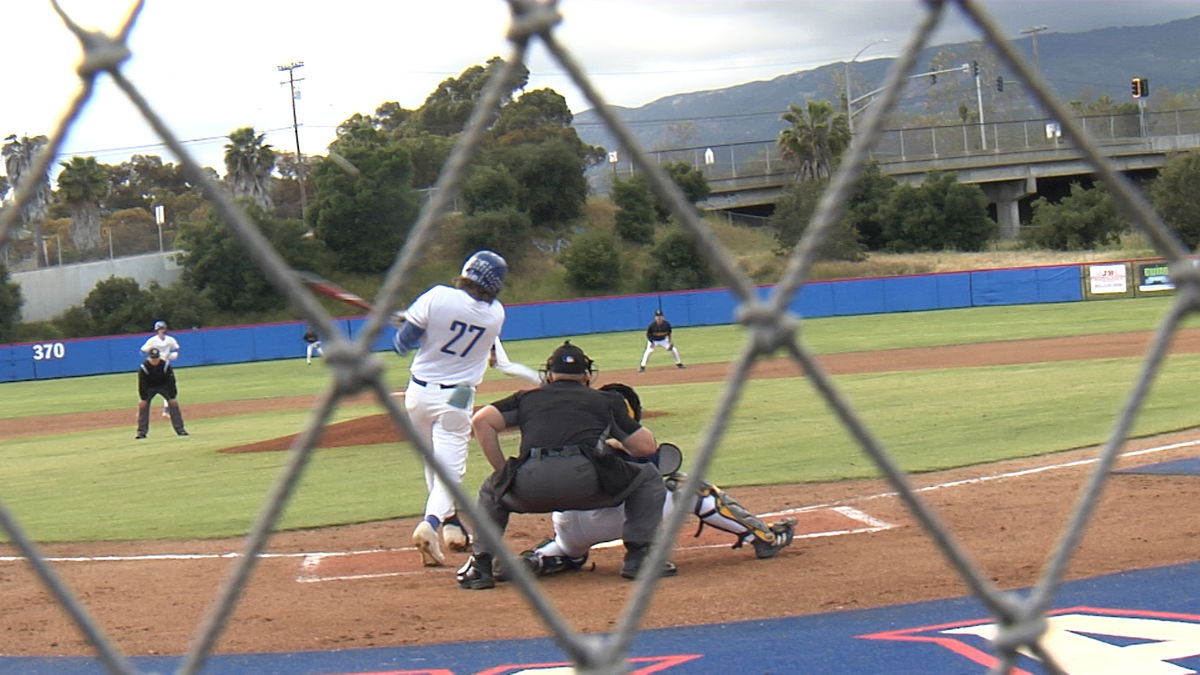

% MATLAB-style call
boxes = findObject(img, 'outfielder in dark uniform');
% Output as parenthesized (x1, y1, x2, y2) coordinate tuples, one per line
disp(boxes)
(136, 347, 188, 439)
(639, 309, 684, 372)
(457, 341, 673, 590)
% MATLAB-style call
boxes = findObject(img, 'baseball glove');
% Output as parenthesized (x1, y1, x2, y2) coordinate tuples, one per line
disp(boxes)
(599, 382, 642, 422)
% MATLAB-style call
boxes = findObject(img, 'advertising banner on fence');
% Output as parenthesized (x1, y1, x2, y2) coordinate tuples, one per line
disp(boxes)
(1087, 263, 1129, 295)
(1136, 261, 1174, 294)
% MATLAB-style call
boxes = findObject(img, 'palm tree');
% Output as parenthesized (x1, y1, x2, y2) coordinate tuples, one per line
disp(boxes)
(777, 101, 850, 182)
(57, 156, 110, 256)
(3, 135, 53, 266)
(224, 127, 275, 211)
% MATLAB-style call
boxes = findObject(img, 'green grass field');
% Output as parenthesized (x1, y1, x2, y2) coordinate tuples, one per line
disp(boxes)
(3, 295, 1197, 542)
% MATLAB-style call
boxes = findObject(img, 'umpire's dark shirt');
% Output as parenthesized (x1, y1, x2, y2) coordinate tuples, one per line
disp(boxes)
(489, 380, 641, 457)
(138, 359, 176, 397)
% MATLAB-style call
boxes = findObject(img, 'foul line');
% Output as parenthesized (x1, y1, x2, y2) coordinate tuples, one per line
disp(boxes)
(763, 438, 1200, 518)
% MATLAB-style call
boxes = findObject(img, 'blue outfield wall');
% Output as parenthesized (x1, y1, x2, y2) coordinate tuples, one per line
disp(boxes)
(0, 264, 1086, 383)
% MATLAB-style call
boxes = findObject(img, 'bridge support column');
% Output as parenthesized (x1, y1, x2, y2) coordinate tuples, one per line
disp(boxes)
(979, 177, 1036, 241)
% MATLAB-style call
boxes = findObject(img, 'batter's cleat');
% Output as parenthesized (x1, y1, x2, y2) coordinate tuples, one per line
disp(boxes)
(413, 521, 446, 567)
(457, 554, 495, 590)
(135, 433, 146, 439)
(752, 517, 798, 559)
(676, 363, 686, 369)
(638, 366, 645, 373)
(441, 522, 471, 552)
(162, 410, 170, 418)
(177, 430, 189, 437)
(619, 542, 677, 580)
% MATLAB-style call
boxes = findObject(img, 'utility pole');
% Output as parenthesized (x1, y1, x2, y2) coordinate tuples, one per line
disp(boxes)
(1020, 25, 1048, 122)
(277, 61, 308, 224)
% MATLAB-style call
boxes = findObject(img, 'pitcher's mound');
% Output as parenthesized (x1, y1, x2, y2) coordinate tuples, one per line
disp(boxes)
(220, 414, 403, 454)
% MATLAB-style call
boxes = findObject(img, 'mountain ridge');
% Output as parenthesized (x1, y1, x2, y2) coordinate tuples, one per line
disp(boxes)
(572, 15, 1200, 155)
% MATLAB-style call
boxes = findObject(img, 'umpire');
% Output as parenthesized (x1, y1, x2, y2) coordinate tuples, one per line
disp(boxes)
(458, 341, 672, 589)
(136, 347, 188, 439)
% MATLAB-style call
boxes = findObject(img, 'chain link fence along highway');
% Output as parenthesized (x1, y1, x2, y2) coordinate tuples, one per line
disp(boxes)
(1, 2, 1196, 673)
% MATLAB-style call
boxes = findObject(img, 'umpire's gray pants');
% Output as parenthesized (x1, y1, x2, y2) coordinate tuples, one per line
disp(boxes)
(473, 452, 665, 556)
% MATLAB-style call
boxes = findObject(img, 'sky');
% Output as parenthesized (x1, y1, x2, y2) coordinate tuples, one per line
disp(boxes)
(4, 0, 1199, 179)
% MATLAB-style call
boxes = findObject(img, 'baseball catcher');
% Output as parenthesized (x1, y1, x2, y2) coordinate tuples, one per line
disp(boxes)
(503, 382, 796, 578)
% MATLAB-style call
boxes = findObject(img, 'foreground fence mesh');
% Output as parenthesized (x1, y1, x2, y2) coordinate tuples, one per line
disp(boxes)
(1, 1, 1195, 673)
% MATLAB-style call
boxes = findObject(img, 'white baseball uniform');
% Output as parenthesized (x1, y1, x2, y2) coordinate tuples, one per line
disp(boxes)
(140, 333, 180, 363)
(395, 284, 506, 523)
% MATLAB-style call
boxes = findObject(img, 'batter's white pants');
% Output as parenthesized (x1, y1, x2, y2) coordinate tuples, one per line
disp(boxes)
(404, 379, 475, 522)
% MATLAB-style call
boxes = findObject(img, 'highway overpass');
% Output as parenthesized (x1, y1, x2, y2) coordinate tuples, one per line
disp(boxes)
(640, 108, 1200, 239)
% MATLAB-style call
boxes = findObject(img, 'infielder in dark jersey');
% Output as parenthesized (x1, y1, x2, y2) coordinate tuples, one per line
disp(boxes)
(639, 309, 684, 371)
(136, 347, 188, 439)
(456, 341, 673, 590)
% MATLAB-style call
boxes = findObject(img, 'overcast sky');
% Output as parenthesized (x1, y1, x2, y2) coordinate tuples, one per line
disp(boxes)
(5, 1, 1199, 177)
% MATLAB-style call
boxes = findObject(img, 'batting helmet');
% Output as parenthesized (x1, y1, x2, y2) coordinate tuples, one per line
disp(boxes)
(154, 320, 167, 330)
(460, 250, 507, 294)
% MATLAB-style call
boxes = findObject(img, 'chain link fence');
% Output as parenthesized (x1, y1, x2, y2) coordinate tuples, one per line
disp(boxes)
(1, 2, 1195, 673)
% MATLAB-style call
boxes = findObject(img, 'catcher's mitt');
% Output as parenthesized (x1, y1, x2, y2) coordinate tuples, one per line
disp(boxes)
(599, 382, 642, 421)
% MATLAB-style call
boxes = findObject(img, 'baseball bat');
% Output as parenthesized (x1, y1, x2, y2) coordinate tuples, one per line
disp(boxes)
(296, 271, 374, 313)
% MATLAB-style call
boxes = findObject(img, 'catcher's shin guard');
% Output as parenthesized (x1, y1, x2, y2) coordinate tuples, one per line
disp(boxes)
(689, 480, 786, 553)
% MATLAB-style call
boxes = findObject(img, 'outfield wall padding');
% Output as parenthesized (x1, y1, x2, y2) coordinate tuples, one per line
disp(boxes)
(0, 262, 1109, 382)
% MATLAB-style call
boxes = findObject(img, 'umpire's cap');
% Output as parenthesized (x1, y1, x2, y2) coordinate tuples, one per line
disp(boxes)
(148, 347, 161, 359)
(546, 340, 593, 374)
(460, 250, 507, 294)
(154, 320, 167, 330)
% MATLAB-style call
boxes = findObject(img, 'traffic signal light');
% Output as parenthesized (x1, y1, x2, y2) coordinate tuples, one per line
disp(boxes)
(996, 76, 1004, 92)
(1131, 77, 1149, 99)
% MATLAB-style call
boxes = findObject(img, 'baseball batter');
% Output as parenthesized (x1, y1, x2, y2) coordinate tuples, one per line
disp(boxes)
(141, 320, 180, 417)
(393, 250, 509, 567)
(135, 347, 188, 438)
(639, 309, 684, 372)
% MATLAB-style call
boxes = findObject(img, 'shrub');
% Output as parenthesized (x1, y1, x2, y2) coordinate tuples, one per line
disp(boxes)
(560, 231, 621, 291)
(643, 228, 714, 291)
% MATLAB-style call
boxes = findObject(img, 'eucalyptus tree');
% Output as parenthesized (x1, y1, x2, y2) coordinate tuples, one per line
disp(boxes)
(56, 156, 110, 257)
(223, 127, 275, 211)
(777, 100, 850, 182)
(2, 134, 53, 266)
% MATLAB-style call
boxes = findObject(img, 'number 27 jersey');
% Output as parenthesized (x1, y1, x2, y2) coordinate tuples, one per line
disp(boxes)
(405, 284, 506, 386)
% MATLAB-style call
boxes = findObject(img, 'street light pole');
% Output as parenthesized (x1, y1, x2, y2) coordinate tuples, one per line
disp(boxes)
(846, 39, 889, 136)
(277, 61, 308, 224)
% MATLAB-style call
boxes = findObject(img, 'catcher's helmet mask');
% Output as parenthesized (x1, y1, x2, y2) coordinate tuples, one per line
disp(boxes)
(460, 250, 507, 294)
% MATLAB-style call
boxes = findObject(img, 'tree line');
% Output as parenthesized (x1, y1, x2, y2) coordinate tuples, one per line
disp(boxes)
(4, 56, 1200, 344)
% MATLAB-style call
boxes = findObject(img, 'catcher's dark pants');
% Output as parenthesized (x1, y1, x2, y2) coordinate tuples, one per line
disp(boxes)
(472, 447, 665, 556)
